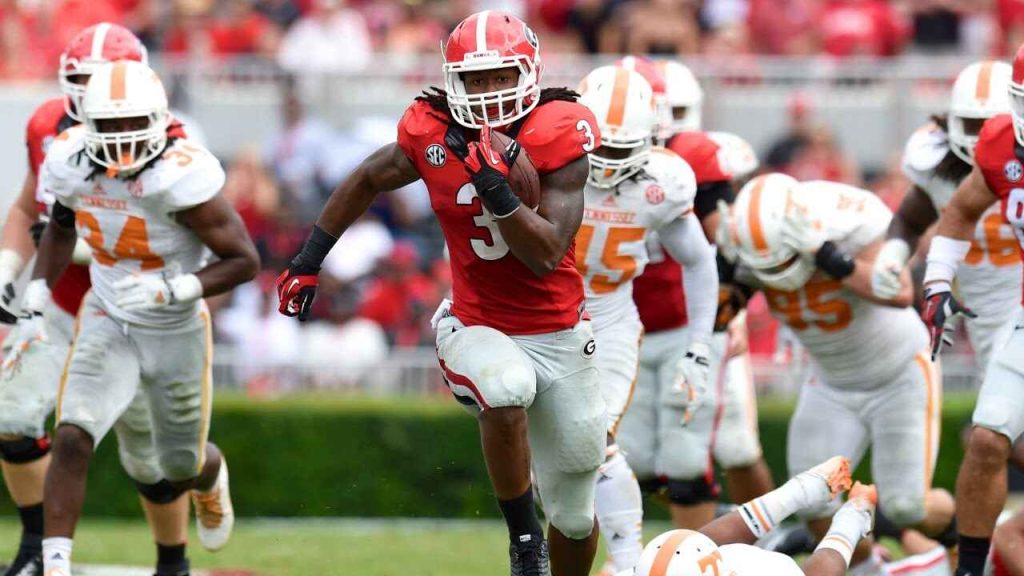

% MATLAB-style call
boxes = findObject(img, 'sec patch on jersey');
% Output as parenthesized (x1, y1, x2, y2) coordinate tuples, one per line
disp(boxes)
(1004, 159, 1022, 182)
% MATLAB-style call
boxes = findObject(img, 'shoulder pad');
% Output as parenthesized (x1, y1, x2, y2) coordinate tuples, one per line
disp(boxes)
(645, 147, 697, 217)
(152, 140, 225, 210)
(517, 101, 600, 175)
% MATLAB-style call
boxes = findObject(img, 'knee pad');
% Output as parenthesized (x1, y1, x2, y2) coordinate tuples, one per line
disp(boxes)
(666, 477, 718, 505)
(135, 479, 188, 504)
(0, 435, 51, 464)
(159, 450, 200, 483)
(880, 495, 927, 528)
(549, 508, 596, 541)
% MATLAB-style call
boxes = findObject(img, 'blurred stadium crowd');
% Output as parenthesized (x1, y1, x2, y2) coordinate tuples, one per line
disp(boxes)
(9, 0, 1024, 68)
(0, 0, 1002, 385)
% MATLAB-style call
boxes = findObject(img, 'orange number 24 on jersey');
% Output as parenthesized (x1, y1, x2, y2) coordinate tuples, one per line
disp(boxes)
(76, 210, 165, 271)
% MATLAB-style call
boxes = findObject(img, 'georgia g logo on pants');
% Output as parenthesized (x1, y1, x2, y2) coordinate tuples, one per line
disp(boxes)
(582, 339, 596, 359)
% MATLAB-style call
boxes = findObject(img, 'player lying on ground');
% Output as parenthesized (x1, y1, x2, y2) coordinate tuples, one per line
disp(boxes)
(616, 456, 879, 576)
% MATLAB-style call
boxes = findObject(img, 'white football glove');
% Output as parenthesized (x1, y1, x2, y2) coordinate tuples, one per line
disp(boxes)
(114, 273, 203, 312)
(870, 239, 910, 300)
(3, 279, 50, 376)
(780, 207, 826, 257)
(673, 340, 711, 424)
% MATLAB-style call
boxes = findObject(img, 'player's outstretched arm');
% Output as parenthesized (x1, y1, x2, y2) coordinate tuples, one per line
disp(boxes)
(316, 143, 420, 238)
(922, 167, 997, 358)
(0, 172, 43, 322)
(659, 212, 719, 342)
(175, 194, 261, 298)
(493, 155, 589, 277)
(277, 143, 419, 320)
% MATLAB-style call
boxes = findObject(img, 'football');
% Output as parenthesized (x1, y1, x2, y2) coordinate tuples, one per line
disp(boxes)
(490, 129, 541, 209)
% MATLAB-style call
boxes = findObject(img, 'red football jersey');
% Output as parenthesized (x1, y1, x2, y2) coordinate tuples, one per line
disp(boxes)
(397, 99, 599, 335)
(26, 97, 91, 316)
(973, 113, 1024, 305)
(633, 131, 731, 333)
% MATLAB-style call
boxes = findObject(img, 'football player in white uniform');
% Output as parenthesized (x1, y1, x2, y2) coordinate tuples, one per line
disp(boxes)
(618, 57, 774, 533)
(0, 23, 225, 576)
(720, 174, 954, 575)
(575, 65, 719, 573)
(617, 457, 878, 576)
(31, 60, 259, 576)
(873, 60, 1019, 375)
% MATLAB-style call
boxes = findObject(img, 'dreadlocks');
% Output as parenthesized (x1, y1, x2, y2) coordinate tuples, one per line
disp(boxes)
(415, 87, 580, 121)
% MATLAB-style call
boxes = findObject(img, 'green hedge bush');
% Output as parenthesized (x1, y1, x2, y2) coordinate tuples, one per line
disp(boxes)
(0, 393, 974, 518)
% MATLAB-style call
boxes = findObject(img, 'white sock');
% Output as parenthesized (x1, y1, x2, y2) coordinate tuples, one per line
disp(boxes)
(43, 537, 73, 574)
(739, 468, 834, 538)
(594, 446, 644, 571)
(817, 502, 875, 569)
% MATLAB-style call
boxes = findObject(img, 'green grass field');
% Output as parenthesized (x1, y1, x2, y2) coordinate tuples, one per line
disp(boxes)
(0, 518, 687, 575)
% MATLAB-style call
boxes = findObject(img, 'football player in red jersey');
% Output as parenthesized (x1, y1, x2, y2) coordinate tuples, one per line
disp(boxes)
(277, 11, 606, 576)
(615, 56, 775, 533)
(0, 24, 220, 576)
(921, 42, 1024, 576)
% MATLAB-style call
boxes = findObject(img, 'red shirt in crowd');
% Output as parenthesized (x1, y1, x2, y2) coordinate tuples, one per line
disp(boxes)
(820, 0, 908, 57)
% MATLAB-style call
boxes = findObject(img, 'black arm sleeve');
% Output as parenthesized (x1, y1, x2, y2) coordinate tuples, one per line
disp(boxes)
(52, 201, 76, 229)
(693, 180, 734, 220)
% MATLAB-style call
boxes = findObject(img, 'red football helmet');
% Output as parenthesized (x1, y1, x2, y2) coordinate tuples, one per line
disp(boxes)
(1011, 42, 1024, 146)
(59, 22, 148, 121)
(442, 11, 543, 128)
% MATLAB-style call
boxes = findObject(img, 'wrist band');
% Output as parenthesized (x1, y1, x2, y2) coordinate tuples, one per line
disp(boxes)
(292, 225, 339, 274)
(924, 235, 971, 285)
(815, 241, 855, 279)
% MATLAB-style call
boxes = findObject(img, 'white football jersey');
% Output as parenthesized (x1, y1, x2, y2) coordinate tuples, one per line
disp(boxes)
(718, 543, 804, 575)
(579, 147, 696, 325)
(39, 125, 224, 327)
(902, 123, 1021, 320)
(761, 181, 928, 389)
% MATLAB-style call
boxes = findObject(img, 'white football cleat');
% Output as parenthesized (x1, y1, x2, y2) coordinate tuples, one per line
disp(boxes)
(192, 458, 235, 551)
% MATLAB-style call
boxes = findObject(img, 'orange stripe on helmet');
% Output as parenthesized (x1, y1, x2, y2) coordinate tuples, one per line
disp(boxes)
(747, 176, 769, 252)
(606, 67, 631, 127)
(110, 61, 127, 101)
(650, 531, 692, 576)
(976, 61, 994, 102)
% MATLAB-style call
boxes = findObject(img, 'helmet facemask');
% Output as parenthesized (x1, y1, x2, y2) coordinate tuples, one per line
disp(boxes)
(588, 133, 652, 188)
(745, 250, 816, 291)
(444, 58, 541, 129)
(84, 112, 168, 177)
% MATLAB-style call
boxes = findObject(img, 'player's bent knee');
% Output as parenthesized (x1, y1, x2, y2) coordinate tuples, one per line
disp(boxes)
(666, 477, 717, 505)
(0, 435, 51, 464)
(968, 427, 1013, 466)
(159, 450, 201, 483)
(550, 510, 596, 540)
(135, 479, 187, 504)
(881, 496, 927, 528)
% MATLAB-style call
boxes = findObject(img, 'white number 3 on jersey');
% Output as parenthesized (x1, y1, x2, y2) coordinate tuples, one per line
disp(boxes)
(577, 120, 596, 152)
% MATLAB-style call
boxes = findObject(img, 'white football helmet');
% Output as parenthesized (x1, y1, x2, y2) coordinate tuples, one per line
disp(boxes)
(82, 60, 169, 176)
(633, 530, 733, 576)
(577, 65, 658, 188)
(949, 60, 1011, 165)
(728, 173, 817, 291)
(658, 60, 703, 137)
